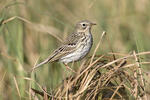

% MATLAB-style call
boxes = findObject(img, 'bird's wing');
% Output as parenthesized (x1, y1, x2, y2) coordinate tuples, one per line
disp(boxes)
(48, 32, 85, 62)
(49, 44, 77, 62)
(33, 44, 77, 70)
(33, 32, 83, 70)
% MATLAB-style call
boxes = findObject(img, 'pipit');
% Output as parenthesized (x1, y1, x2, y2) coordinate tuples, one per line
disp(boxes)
(33, 20, 96, 72)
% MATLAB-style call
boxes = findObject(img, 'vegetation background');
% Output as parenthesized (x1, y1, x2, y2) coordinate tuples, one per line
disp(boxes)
(0, 0, 150, 99)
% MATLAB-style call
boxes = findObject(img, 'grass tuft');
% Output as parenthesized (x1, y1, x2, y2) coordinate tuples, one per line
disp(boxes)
(31, 51, 150, 100)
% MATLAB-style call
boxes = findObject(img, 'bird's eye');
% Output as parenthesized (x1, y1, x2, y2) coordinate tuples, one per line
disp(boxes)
(82, 24, 86, 26)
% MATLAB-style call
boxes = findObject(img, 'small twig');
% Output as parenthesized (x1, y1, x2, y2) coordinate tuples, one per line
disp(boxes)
(0, 71, 7, 87)
(133, 51, 148, 100)
(30, 88, 39, 100)
(1, 16, 63, 42)
(2, 16, 31, 25)
(90, 31, 106, 64)
(43, 86, 48, 100)
(63, 63, 77, 73)
(30, 56, 41, 72)
(100, 51, 150, 69)
(13, 76, 21, 99)
(110, 81, 124, 100)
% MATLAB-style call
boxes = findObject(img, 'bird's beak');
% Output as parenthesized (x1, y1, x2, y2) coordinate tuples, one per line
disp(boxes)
(91, 23, 96, 25)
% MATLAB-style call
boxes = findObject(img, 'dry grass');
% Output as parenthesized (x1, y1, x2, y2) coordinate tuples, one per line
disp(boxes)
(28, 32, 150, 100)
(30, 51, 150, 100)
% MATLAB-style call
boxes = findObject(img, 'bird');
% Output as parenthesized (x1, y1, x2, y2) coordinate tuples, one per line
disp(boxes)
(32, 20, 96, 72)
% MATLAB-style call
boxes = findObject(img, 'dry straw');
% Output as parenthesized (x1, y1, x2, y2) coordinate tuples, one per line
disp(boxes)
(29, 31, 150, 100)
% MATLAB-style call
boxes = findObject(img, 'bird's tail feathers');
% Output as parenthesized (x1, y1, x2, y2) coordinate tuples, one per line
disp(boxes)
(31, 57, 51, 72)
(31, 50, 58, 72)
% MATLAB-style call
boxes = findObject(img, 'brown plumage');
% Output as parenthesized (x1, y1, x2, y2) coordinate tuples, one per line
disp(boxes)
(33, 20, 96, 71)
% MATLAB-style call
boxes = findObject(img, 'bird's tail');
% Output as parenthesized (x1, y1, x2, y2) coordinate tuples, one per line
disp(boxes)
(31, 57, 51, 72)
(31, 50, 58, 72)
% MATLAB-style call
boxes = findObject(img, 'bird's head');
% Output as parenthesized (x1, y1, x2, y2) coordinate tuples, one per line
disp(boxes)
(75, 20, 96, 32)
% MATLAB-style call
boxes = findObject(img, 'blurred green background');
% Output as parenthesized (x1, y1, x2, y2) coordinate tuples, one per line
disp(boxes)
(0, 0, 150, 99)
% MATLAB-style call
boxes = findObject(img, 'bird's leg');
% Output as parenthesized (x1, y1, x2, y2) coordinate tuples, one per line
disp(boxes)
(63, 63, 76, 73)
